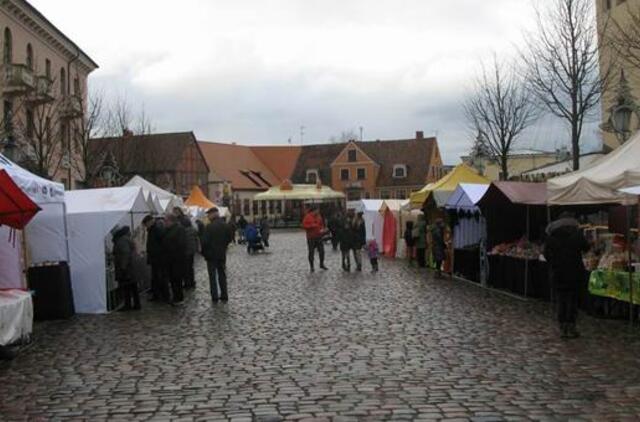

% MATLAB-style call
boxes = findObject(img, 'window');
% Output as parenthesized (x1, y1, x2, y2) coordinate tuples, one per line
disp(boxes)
(26, 108, 34, 138)
(45, 59, 51, 79)
(252, 200, 259, 216)
(381, 190, 391, 200)
(306, 169, 318, 184)
(243, 199, 250, 215)
(3, 27, 12, 64)
(60, 67, 66, 96)
(26, 43, 33, 70)
(348, 149, 357, 162)
(393, 164, 407, 178)
(357, 168, 366, 180)
(340, 168, 350, 181)
(73, 76, 80, 95)
(396, 189, 407, 200)
(3, 100, 13, 133)
(364, 192, 371, 199)
(347, 191, 361, 201)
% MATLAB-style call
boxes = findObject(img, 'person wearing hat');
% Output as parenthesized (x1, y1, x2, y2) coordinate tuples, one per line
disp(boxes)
(201, 207, 233, 302)
(544, 211, 590, 339)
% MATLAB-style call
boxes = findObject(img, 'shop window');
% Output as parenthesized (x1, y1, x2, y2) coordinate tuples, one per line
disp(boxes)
(348, 149, 357, 162)
(340, 168, 350, 181)
(357, 168, 366, 180)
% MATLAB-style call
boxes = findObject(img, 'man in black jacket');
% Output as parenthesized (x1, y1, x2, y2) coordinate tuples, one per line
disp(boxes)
(143, 215, 168, 302)
(544, 212, 590, 339)
(163, 214, 187, 305)
(201, 207, 233, 302)
(113, 226, 140, 311)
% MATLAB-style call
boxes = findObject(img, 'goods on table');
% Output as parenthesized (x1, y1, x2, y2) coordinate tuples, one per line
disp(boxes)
(489, 238, 542, 260)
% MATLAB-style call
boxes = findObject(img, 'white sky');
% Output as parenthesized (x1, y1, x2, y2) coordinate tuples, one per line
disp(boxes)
(31, 0, 601, 163)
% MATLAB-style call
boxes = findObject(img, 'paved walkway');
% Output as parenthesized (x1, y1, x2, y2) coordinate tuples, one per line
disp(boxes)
(2, 230, 640, 421)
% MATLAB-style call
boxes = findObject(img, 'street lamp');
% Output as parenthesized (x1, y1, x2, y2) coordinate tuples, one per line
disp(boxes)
(603, 70, 639, 145)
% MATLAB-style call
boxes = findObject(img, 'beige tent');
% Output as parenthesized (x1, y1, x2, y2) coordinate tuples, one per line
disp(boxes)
(548, 132, 640, 205)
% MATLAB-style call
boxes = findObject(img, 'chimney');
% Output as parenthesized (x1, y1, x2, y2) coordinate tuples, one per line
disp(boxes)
(416, 131, 424, 140)
(122, 128, 133, 138)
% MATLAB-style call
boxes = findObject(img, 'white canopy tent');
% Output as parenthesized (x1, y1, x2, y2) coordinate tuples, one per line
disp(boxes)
(0, 154, 67, 265)
(65, 186, 150, 314)
(548, 132, 640, 205)
(125, 175, 183, 212)
(145, 192, 163, 215)
(620, 186, 640, 196)
(445, 183, 489, 249)
(348, 199, 384, 247)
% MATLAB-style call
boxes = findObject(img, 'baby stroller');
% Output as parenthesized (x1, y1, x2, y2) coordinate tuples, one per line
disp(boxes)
(245, 224, 265, 254)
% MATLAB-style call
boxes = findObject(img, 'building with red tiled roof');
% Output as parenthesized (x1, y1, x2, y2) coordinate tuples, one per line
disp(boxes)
(198, 131, 443, 218)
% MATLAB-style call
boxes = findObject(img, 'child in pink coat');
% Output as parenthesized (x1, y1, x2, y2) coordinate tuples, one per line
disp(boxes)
(367, 239, 380, 273)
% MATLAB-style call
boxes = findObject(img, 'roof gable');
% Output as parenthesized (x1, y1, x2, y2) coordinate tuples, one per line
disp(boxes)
(330, 141, 378, 167)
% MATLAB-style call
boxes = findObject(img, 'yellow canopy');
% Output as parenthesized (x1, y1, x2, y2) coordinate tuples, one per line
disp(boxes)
(184, 185, 216, 209)
(254, 183, 345, 201)
(409, 164, 490, 208)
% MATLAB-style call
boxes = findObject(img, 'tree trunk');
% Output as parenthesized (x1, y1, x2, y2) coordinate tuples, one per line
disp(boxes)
(571, 120, 580, 171)
(501, 156, 509, 181)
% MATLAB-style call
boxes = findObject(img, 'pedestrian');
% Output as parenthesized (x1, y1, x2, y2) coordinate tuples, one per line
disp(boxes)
(112, 226, 140, 311)
(350, 211, 366, 272)
(163, 214, 187, 305)
(544, 212, 590, 339)
(337, 216, 353, 272)
(201, 207, 233, 302)
(196, 219, 206, 246)
(229, 215, 237, 244)
(328, 212, 341, 252)
(260, 217, 271, 248)
(143, 215, 168, 302)
(182, 218, 199, 290)
(237, 215, 248, 244)
(367, 238, 380, 273)
(404, 221, 416, 266)
(302, 205, 328, 272)
(415, 214, 427, 268)
(431, 218, 446, 278)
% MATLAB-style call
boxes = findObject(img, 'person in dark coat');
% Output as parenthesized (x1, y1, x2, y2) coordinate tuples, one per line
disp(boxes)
(337, 216, 354, 271)
(404, 221, 416, 266)
(163, 214, 187, 305)
(196, 220, 206, 246)
(201, 207, 233, 302)
(112, 226, 140, 311)
(182, 218, 199, 290)
(544, 212, 590, 339)
(328, 213, 341, 252)
(350, 211, 366, 272)
(260, 217, 271, 248)
(143, 215, 168, 302)
(237, 215, 248, 244)
(431, 219, 446, 278)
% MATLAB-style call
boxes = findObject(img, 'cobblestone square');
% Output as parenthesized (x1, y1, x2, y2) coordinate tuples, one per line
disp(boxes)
(2, 231, 640, 421)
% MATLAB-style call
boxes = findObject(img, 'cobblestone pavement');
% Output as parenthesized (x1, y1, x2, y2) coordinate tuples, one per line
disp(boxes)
(2, 230, 640, 421)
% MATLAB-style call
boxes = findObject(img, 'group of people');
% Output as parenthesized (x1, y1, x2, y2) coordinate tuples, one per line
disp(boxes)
(304, 206, 379, 273)
(231, 215, 271, 254)
(403, 215, 448, 277)
(112, 206, 234, 310)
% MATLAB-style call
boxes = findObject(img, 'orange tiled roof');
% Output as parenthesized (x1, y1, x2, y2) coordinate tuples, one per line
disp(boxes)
(250, 146, 302, 183)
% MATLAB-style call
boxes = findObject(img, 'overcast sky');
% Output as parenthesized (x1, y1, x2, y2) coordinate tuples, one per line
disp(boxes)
(32, 0, 601, 163)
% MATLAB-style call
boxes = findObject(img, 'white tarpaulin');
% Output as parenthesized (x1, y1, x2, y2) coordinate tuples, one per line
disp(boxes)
(0, 154, 66, 264)
(125, 175, 183, 212)
(65, 187, 150, 314)
(548, 132, 640, 205)
(620, 186, 640, 195)
(445, 184, 489, 249)
(348, 199, 384, 247)
(0, 290, 33, 346)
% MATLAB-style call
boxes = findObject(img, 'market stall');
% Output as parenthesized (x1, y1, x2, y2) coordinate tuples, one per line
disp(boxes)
(379, 200, 413, 258)
(254, 180, 345, 224)
(125, 175, 183, 212)
(348, 199, 384, 248)
(445, 183, 489, 283)
(477, 182, 549, 298)
(65, 186, 151, 314)
(0, 171, 40, 350)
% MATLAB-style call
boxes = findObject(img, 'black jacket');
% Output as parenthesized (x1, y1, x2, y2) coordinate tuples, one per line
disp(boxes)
(113, 227, 135, 281)
(146, 221, 165, 265)
(201, 218, 233, 261)
(162, 223, 187, 262)
(544, 217, 589, 290)
(352, 219, 366, 249)
(337, 220, 354, 252)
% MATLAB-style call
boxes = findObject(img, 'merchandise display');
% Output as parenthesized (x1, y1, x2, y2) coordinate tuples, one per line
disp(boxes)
(489, 237, 542, 260)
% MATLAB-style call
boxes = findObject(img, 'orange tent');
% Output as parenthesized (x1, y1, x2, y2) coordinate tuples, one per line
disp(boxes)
(184, 185, 216, 209)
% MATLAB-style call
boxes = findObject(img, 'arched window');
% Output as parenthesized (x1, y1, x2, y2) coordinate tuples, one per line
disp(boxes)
(45, 59, 51, 79)
(3, 27, 12, 64)
(60, 67, 66, 95)
(73, 76, 80, 95)
(26, 43, 33, 70)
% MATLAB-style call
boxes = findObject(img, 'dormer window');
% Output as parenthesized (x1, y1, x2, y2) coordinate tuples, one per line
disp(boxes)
(306, 169, 319, 184)
(393, 164, 407, 178)
(348, 149, 357, 162)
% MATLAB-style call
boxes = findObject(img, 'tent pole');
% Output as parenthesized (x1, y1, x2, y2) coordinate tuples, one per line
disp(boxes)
(627, 205, 634, 325)
(524, 205, 530, 298)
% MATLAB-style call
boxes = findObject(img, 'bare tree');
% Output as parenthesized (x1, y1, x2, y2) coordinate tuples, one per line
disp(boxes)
(522, 0, 609, 171)
(329, 129, 360, 143)
(463, 58, 537, 180)
(70, 88, 107, 187)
